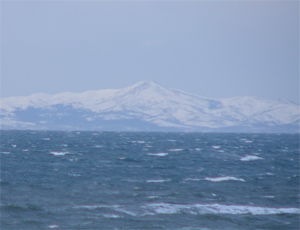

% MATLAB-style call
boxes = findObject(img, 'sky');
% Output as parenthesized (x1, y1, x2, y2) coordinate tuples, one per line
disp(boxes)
(1, 1, 299, 103)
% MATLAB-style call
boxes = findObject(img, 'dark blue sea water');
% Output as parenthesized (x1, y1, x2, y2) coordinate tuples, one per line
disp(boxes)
(1, 131, 299, 229)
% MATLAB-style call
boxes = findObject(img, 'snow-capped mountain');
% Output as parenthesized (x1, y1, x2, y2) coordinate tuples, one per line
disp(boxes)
(1, 81, 299, 132)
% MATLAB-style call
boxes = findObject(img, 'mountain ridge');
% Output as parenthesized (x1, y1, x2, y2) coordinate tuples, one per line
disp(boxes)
(1, 81, 299, 132)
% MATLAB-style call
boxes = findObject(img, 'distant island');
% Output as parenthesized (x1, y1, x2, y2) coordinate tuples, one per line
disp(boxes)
(0, 81, 299, 133)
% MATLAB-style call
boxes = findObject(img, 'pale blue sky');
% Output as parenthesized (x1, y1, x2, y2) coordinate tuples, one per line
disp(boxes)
(1, 1, 299, 103)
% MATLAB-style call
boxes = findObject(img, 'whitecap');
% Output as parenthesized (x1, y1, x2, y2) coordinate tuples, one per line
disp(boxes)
(50, 151, 69, 156)
(195, 204, 299, 215)
(240, 138, 253, 143)
(144, 203, 299, 216)
(131, 140, 145, 144)
(147, 153, 168, 157)
(146, 179, 171, 183)
(114, 207, 138, 216)
(103, 214, 122, 219)
(73, 203, 300, 216)
(244, 140, 253, 143)
(263, 196, 275, 199)
(183, 178, 202, 182)
(1, 151, 10, 154)
(74, 204, 120, 210)
(212, 145, 221, 149)
(68, 173, 81, 177)
(168, 148, 184, 152)
(147, 196, 160, 199)
(144, 203, 188, 215)
(76, 204, 137, 216)
(240, 155, 263, 161)
(48, 225, 59, 229)
(205, 176, 245, 182)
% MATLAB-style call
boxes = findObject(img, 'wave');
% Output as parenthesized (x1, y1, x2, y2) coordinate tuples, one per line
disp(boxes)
(205, 176, 245, 182)
(168, 148, 184, 152)
(1, 151, 10, 154)
(183, 178, 202, 182)
(74, 203, 299, 216)
(147, 153, 168, 157)
(42, 138, 50, 141)
(240, 155, 263, 161)
(147, 196, 161, 199)
(2, 204, 43, 212)
(50, 151, 70, 156)
(146, 179, 172, 183)
(102, 214, 122, 219)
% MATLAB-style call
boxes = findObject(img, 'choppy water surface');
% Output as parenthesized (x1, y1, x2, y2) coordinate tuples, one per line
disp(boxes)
(1, 131, 299, 229)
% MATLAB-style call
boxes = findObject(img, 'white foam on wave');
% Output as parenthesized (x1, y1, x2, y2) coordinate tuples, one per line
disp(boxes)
(131, 140, 146, 144)
(263, 196, 275, 199)
(144, 203, 300, 216)
(147, 153, 168, 157)
(240, 155, 263, 161)
(103, 214, 122, 219)
(146, 179, 171, 183)
(74, 204, 120, 210)
(68, 173, 81, 177)
(73, 203, 299, 216)
(147, 196, 161, 199)
(50, 151, 70, 156)
(168, 148, 184, 152)
(240, 138, 253, 143)
(212, 145, 221, 149)
(205, 176, 245, 182)
(183, 178, 202, 182)
(1, 151, 10, 154)
(48, 225, 59, 229)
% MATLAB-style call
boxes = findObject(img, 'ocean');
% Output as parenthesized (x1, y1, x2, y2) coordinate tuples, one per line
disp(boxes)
(1, 131, 299, 229)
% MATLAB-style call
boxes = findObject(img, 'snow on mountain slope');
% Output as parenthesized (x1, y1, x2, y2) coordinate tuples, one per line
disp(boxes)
(0, 81, 299, 132)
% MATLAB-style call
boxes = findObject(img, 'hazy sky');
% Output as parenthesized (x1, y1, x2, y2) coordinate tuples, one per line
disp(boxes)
(1, 1, 299, 103)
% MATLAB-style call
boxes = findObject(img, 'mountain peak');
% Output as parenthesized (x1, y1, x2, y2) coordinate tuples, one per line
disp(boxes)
(120, 81, 167, 95)
(130, 80, 163, 89)
(1, 81, 299, 132)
